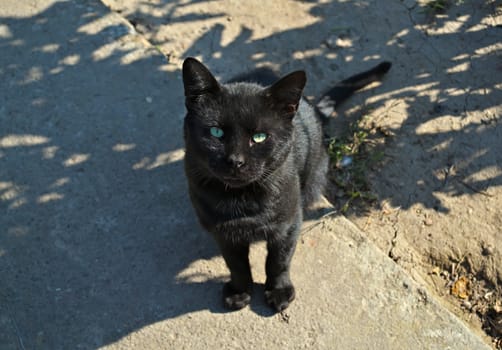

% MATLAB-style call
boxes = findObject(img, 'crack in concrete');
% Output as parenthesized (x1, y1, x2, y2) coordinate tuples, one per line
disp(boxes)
(1, 289, 26, 350)
(387, 209, 401, 261)
(388, 227, 399, 261)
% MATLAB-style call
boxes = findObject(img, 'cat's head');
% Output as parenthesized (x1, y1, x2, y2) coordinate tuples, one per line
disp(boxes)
(182, 57, 306, 188)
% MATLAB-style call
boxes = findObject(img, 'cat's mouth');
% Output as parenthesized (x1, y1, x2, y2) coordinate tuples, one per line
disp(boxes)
(220, 175, 253, 188)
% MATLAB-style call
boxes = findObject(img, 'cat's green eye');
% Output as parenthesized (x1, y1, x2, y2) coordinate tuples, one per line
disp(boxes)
(252, 132, 267, 143)
(210, 127, 224, 138)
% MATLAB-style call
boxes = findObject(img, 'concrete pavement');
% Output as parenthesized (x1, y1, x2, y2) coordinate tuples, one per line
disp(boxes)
(0, 0, 491, 349)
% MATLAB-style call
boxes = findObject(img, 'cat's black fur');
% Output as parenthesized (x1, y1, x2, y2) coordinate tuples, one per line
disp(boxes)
(182, 58, 391, 312)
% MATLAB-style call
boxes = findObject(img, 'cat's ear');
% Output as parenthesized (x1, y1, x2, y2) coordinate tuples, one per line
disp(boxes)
(265, 71, 306, 117)
(182, 57, 221, 101)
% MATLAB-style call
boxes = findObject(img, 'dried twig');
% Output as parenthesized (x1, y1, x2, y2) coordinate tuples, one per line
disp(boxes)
(458, 179, 494, 197)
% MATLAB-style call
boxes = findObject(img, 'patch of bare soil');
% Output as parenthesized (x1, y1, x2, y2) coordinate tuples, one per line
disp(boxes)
(325, 4, 502, 344)
(325, 107, 502, 346)
(322, 1, 502, 346)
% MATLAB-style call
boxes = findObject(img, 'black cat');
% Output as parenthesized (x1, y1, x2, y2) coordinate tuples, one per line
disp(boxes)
(182, 57, 391, 312)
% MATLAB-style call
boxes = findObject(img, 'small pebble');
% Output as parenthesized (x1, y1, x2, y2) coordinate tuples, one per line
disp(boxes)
(484, 291, 494, 300)
(430, 266, 441, 275)
(323, 32, 354, 49)
(482, 245, 494, 256)
(340, 155, 353, 167)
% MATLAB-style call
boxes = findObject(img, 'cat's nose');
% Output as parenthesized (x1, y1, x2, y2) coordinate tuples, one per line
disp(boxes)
(227, 154, 245, 168)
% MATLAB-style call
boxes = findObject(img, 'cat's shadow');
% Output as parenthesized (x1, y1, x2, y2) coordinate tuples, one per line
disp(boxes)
(167, 234, 284, 318)
(158, 225, 279, 318)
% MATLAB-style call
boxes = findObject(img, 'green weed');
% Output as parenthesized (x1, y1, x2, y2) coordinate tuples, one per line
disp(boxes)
(426, 0, 450, 12)
(423, 0, 465, 13)
(327, 112, 385, 214)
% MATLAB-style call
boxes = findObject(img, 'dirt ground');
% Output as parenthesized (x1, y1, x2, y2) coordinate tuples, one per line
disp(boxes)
(100, 0, 501, 346)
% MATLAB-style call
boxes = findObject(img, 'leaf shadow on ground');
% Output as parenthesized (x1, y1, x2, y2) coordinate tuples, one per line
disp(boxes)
(0, 0, 501, 348)
(0, 1, 228, 349)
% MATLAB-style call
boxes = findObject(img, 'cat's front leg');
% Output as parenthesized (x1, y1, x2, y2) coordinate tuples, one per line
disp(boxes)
(264, 221, 300, 312)
(218, 241, 253, 310)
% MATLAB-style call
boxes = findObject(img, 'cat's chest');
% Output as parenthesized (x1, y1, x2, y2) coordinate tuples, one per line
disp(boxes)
(191, 183, 292, 235)
(198, 186, 268, 220)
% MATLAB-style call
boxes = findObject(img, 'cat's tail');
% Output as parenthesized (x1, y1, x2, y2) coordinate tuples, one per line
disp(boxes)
(315, 61, 391, 119)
